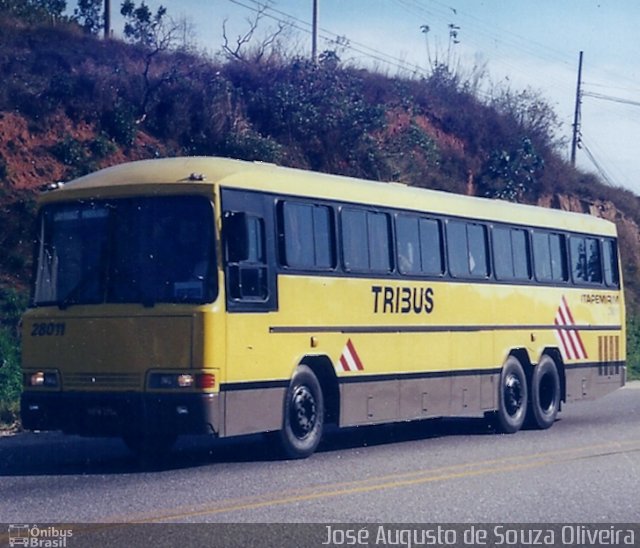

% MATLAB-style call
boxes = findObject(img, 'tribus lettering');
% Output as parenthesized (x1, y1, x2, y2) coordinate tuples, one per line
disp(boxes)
(371, 285, 435, 314)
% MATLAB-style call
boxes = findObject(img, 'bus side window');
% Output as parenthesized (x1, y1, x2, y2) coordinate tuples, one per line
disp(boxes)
(280, 201, 336, 269)
(603, 238, 620, 287)
(342, 208, 392, 273)
(396, 215, 443, 276)
(533, 231, 568, 283)
(224, 212, 268, 300)
(570, 235, 602, 284)
(396, 215, 420, 274)
(493, 226, 530, 281)
(448, 221, 489, 279)
(587, 238, 602, 283)
(549, 233, 568, 282)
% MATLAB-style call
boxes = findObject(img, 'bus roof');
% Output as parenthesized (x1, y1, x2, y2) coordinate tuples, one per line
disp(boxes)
(43, 156, 616, 236)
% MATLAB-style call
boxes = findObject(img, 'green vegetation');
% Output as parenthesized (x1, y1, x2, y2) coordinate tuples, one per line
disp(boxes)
(0, 1, 638, 426)
(0, 0, 66, 25)
(0, 288, 27, 429)
(0, 328, 21, 429)
(51, 133, 117, 178)
(626, 316, 640, 380)
(478, 137, 545, 202)
(72, 0, 103, 35)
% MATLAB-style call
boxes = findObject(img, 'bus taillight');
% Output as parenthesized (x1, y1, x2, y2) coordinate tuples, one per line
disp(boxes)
(196, 373, 216, 389)
(147, 370, 216, 391)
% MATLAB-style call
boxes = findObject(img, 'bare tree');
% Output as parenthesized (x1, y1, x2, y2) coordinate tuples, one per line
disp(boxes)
(120, 1, 200, 123)
(221, 2, 289, 64)
(420, 20, 462, 74)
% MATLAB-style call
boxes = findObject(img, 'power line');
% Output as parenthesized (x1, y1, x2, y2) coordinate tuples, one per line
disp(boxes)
(394, 0, 573, 66)
(584, 133, 633, 190)
(580, 138, 616, 187)
(403, 0, 574, 66)
(584, 81, 640, 95)
(394, 0, 640, 113)
(391, 0, 580, 105)
(582, 91, 640, 109)
(223, 0, 637, 102)
(226, 0, 427, 74)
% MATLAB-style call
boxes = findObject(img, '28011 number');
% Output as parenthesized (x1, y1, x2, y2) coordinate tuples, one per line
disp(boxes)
(30, 322, 66, 336)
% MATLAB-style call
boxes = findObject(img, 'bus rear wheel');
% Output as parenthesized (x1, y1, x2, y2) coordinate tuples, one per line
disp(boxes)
(494, 356, 528, 434)
(526, 355, 561, 430)
(277, 365, 324, 459)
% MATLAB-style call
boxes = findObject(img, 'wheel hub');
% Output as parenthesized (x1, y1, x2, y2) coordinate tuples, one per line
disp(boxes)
(504, 373, 523, 416)
(290, 386, 317, 439)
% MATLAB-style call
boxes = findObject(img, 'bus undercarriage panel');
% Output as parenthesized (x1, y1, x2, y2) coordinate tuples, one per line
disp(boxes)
(338, 371, 500, 427)
(565, 362, 626, 401)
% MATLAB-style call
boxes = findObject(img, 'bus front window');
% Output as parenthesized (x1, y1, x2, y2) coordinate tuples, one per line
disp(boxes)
(34, 205, 110, 307)
(33, 195, 217, 307)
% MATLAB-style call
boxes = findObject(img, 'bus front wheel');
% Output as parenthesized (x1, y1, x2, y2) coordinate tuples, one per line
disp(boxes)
(495, 356, 528, 434)
(277, 365, 324, 459)
(526, 355, 561, 430)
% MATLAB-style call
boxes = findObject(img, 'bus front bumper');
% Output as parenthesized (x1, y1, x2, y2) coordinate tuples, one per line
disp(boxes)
(21, 391, 220, 437)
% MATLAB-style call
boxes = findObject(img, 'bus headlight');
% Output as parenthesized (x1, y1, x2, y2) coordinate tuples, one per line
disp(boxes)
(147, 370, 217, 391)
(177, 374, 195, 388)
(25, 370, 59, 388)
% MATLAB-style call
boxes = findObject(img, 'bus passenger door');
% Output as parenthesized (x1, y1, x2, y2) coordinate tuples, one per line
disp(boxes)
(220, 188, 282, 437)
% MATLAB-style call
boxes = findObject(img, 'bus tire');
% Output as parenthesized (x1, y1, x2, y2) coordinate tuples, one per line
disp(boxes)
(526, 355, 561, 430)
(495, 356, 528, 434)
(277, 365, 324, 459)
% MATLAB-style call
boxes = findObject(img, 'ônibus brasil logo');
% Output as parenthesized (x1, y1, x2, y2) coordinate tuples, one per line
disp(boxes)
(8, 525, 73, 548)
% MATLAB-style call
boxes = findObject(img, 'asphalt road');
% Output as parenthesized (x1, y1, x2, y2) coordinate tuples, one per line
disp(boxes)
(1, 383, 639, 526)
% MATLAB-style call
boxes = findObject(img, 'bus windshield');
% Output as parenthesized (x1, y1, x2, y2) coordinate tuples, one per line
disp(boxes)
(33, 195, 216, 307)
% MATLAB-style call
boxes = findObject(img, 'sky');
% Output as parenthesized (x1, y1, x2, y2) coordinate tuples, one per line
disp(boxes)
(105, 0, 640, 194)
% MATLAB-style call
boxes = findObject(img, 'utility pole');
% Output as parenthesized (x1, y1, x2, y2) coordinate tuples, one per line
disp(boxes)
(570, 50, 583, 167)
(312, 0, 319, 63)
(104, 0, 111, 39)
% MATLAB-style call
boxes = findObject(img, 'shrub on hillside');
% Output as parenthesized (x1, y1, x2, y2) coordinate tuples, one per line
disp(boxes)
(220, 130, 283, 164)
(0, 0, 66, 26)
(478, 137, 545, 202)
(50, 133, 117, 178)
(626, 315, 640, 380)
(0, 287, 27, 428)
(0, 193, 36, 284)
(0, 153, 8, 181)
(228, 56, 387, 175)
(100, 100, 137, 147)
(0, 326, 21, 428)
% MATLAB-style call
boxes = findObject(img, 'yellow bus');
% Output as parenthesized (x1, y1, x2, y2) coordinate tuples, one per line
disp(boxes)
(21, 157, 625, 458)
